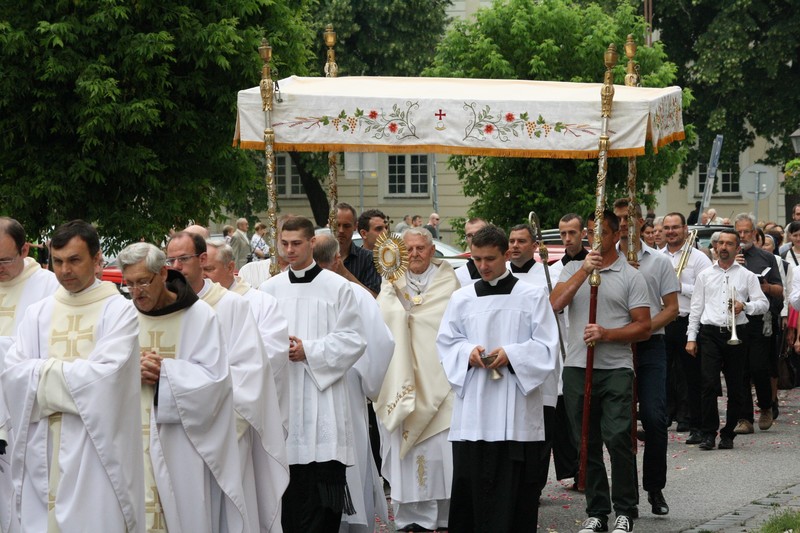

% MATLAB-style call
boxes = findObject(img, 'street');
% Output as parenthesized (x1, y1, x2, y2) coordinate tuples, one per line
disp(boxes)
(539, 386, 800, 532)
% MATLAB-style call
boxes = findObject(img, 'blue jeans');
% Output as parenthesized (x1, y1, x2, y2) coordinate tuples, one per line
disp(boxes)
(636, 335, 668, 492)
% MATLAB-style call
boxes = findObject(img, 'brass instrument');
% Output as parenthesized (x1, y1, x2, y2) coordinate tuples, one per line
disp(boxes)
(727, 284, 742, 345)
(675, 229, 698, 279)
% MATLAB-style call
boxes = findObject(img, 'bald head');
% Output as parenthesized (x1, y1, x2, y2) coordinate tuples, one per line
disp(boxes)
(184, 224, 210, 239)
(312, 232, 340, 270)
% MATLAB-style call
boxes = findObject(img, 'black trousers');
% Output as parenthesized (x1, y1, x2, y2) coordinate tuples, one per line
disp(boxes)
(699, 326, 746, 440)
(742, 317, 774, 421)
(449, 440, 545, 532)
(665, 316, 693, 427)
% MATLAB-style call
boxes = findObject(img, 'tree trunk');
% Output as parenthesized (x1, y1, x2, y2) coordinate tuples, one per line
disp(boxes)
(290, 152, 330, 227)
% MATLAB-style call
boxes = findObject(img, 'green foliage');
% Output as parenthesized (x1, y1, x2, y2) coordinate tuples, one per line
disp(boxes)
(313, 0, 451, 77)
(424, 0, 694, 229)
(785, 158, 800, 195)
(0, 0, 315, 251)
(656, 0, 800, 172)
(757, 508, 800, 532)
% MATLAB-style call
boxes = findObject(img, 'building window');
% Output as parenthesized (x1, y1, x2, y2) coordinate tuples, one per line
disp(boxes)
(697, 162, 740, 197)
(387, 154, 429, 197)
(276, 153, 304, 198)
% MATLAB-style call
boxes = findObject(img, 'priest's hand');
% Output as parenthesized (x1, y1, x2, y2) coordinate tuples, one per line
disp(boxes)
(468, 345, 487, 368)
(141, 351, 162, 385)
(289, 336, 306, 362)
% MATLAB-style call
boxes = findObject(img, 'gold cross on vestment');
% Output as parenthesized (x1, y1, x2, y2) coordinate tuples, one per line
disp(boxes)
(144, 330, 176, 359)
(51, 315, 93, 360)
(0, 294, 16, 319)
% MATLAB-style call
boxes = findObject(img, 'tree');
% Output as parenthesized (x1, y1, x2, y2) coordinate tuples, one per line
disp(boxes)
(0, 0, 315, 250)
(423, 0, 694, 230)
(656, 0, 800, 207)
(286, 0, 452, 225)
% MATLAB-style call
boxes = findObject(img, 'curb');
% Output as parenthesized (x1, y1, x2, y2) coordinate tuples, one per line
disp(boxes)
(684, 482, 800, 532)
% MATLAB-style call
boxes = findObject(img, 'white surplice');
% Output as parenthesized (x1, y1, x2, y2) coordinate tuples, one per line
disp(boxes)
(2, 282, 145, 533)
(436, 276, 559, 442)
(199, 279, 289, 533)
(0, 258, 59, 533)
(230, 277, 290, 431)
(138, 298, 248, 533)
(260, 263, 366, 467)
(340, 283, 393, 533)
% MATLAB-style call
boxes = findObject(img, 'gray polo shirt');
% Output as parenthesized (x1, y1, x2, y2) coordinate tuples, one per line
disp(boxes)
(559, 254, 650, 370)
(618, 241, 680, 335)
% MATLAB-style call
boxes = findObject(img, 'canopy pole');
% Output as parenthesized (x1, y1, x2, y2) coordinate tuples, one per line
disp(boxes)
(624, 34, 641, 456)
(579, 43, 618, 492)
(259, 38, 280, 276)
(323, 24, 339, 233)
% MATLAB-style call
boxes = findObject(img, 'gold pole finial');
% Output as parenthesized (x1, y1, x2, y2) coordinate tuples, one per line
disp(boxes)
(624, 35, 640, 88)
(324, 24, 338, 78)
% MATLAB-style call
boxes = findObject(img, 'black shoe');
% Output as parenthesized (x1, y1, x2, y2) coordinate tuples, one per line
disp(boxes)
(578, 517, 609, 532)
(685, 431, 703, 445)
(718, 436, 734, 449)
(647, 490, 669, 515)
(636, 429, 646, 442)
(773, 403, 780, 420)
(698, 436, 715, 450)
(675, 421, 690, 432)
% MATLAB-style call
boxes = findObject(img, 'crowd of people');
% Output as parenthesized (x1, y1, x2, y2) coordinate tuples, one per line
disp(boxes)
(2, 200, 800, 533)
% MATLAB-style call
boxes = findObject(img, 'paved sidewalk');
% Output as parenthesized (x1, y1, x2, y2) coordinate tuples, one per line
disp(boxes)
(538, 386, 800, 532)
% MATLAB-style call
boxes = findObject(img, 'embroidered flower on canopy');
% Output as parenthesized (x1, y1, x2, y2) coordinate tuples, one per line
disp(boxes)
(388, 122, 398, 133)
(484, 124, 494, 134)
(369, 110, 378, 120)
(505, 113, 515, 122)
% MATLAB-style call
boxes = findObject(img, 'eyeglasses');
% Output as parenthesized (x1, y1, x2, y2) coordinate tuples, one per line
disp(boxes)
(124, 273, 157, 292)
(0, 253, 19, 266)
(165, 254, 199, 266)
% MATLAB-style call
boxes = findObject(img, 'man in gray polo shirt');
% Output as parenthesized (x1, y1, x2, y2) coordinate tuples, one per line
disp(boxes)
(614, 199, 679, 518)
(551, 210, 651, 533)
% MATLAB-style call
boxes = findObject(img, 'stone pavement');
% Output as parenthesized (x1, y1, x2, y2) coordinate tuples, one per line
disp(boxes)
(538, 386, 800, 532)
(374, 386, 800, 532)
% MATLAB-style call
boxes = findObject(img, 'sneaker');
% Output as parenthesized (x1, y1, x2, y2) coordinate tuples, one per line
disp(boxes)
(612, 515, 634, 533)
(733, 419, 754, 434)
(578, 517, 608, 532)
(718, 436, 734, 449)
(758, 409, 773, 430)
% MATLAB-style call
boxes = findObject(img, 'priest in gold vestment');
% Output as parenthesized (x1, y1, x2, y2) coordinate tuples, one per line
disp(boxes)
(1, 220, 145, 533)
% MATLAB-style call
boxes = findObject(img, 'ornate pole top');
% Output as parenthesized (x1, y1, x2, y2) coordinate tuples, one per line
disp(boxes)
(324, 24, 338, 78)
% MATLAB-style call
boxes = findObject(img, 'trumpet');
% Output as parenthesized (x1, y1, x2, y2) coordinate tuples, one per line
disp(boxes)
(727, 284, 742, 345)
(675, 229, 698, 279)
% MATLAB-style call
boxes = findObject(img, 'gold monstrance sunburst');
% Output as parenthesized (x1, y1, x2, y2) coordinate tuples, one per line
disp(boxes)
(373, 231, 408, 282)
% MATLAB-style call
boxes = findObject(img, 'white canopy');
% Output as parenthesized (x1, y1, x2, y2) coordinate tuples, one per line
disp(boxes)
(234, 75, 684, 159)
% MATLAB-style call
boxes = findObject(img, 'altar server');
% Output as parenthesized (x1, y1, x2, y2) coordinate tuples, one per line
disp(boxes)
(437, 225, 558, 531)
(313, 233, 394, 533)
(261, 216, 366, 533)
